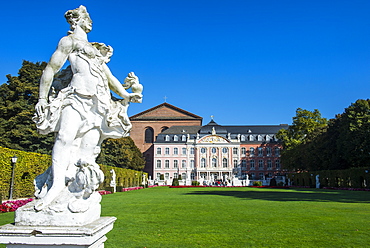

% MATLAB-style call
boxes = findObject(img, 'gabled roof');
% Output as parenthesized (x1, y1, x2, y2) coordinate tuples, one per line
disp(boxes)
(129, 103, 203, 121)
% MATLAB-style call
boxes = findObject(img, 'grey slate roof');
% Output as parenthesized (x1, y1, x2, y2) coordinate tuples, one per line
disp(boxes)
(155, 120, 289, 144)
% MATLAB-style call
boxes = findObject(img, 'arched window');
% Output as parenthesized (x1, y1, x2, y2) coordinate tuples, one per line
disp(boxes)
(241, 135, 246, 141)
(250, 147, 255, 156)
(145, 127, 154, 143)
(174, 135, 178, 141)
(181, 135, 186, 141)
(201, 158, 206, 168)
(165, 135, 170, 141)
(241, 147, 246, 155)
(222, 158, 228, 168)
(212, 158, 217, 167)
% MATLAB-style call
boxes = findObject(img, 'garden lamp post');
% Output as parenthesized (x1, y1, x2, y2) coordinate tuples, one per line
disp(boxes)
(9, 155, 17, 199)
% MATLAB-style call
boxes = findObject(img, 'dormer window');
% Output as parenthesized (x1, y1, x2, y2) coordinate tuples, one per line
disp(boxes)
(165, 135, 170, 141)
(174, 135, 178, 141)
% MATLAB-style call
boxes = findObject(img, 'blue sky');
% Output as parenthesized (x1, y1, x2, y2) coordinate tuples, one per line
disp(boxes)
(1, 0, 369, 125)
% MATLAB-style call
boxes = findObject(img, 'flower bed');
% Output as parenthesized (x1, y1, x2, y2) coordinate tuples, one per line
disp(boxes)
(122, 186, 144, 192)
(0, 198, 34, 213)
(98, 190, 112, 195)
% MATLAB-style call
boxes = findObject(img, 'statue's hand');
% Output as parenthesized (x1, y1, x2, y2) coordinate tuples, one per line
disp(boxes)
(35, 99, 48, 117)
(129, 93, 143, 103)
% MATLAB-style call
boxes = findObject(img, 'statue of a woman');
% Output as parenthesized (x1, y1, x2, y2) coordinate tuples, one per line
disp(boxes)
(32, 6, 142, 211)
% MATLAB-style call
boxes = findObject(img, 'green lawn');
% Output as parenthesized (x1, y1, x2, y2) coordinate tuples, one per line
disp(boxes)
(1, 187, 370, 247)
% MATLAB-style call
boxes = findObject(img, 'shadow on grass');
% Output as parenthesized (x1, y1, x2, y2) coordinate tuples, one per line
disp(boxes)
(185, 188, 370, 203)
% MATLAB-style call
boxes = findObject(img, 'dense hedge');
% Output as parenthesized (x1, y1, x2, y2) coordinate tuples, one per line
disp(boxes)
(288, 167, 370, 189)
(0, 147, 147, 200)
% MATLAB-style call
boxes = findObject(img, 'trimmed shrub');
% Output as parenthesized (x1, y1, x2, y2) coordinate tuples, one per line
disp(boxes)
(0, 147, 147, 199)
(191, 181, 200, 186)
(253, 181, 263, 186)
(172, 178, 179, 186)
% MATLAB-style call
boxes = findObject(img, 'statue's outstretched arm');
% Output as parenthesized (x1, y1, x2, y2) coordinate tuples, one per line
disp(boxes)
(36, 36, 73, 116)
(103, 63, 142, 101)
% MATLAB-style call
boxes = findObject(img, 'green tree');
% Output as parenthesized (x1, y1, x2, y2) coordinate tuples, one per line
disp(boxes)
(0, 61, 54, 154)
(277, 108, 327, 170)
(337, 99, 370, 168)
(97, 137, 145, 170)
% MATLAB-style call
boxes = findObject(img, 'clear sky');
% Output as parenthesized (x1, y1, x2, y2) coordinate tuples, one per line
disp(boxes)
(1, 0, 369, 125)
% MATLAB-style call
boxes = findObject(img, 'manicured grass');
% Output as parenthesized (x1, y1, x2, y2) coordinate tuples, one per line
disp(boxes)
(101, 187, 370, 247)
(1, 187, 370, 247)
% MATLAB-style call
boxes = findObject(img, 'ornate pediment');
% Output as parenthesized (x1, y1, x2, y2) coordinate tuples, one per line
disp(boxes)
(198, 135, 229, 144)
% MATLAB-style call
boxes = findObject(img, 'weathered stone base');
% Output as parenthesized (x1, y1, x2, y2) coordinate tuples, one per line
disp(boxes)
(15, 191, 102, 227)
(0, 216, 116, 248)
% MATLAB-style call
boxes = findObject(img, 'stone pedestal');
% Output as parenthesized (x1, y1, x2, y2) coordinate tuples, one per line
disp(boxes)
(0, 217, 116, 248)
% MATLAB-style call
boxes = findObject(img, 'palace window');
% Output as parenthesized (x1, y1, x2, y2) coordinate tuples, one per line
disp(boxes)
(165, 173, 169, 180)
(182, 148, 187, 155)
(267, 160, 272, 169)
(223, 158, 228, 168)
(241, 147, 246, 155)
(250, 147, 255, 156)
(201, 148, 206, 154)
(191, 173, 195, 180)
(190, 160, 195, 168)
(259, 173, 264, 179)
(174, 160, 178, 168)
(275, 159, 281, 169)
(212, 148, 217, 154)
(190, 148, 195, 155)
(222, 148, 228, 154)
(182, 173, 186, 179)
(174, 148, 178, 155)
(266, 147, 271, 156)
(275, 147, 280, 156)
(182, 160, 186, 168)
(250, 160, 255, 169)
(156, 160, 161, 168)
(165, 160, 169, 168)
(233, 148, 238, 155)
(258, 147, 263, 156)
(201, 158, 206, 168)
(241, 160, 247, 168)
(174, 173, 178, 179)
(258, 160, 264, 169)
(212, 158, 217, 167)
(156, 148, 162, 155)
(156, 173, 161, 179)
(165, 147, 170, 155)
(233, 159, 238, 168)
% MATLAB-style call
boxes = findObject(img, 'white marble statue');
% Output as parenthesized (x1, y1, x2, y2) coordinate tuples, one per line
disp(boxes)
(316, 174, 320, 189)
(110, 169, 117, 193)
(17, 5, 142, 224)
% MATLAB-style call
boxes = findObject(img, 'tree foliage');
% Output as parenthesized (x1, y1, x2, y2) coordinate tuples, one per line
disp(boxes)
(97, 137, 145, 170)
(276, 108, 327, 170)
(278, 100, 370, 171)
(0, 61, 54, 154)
